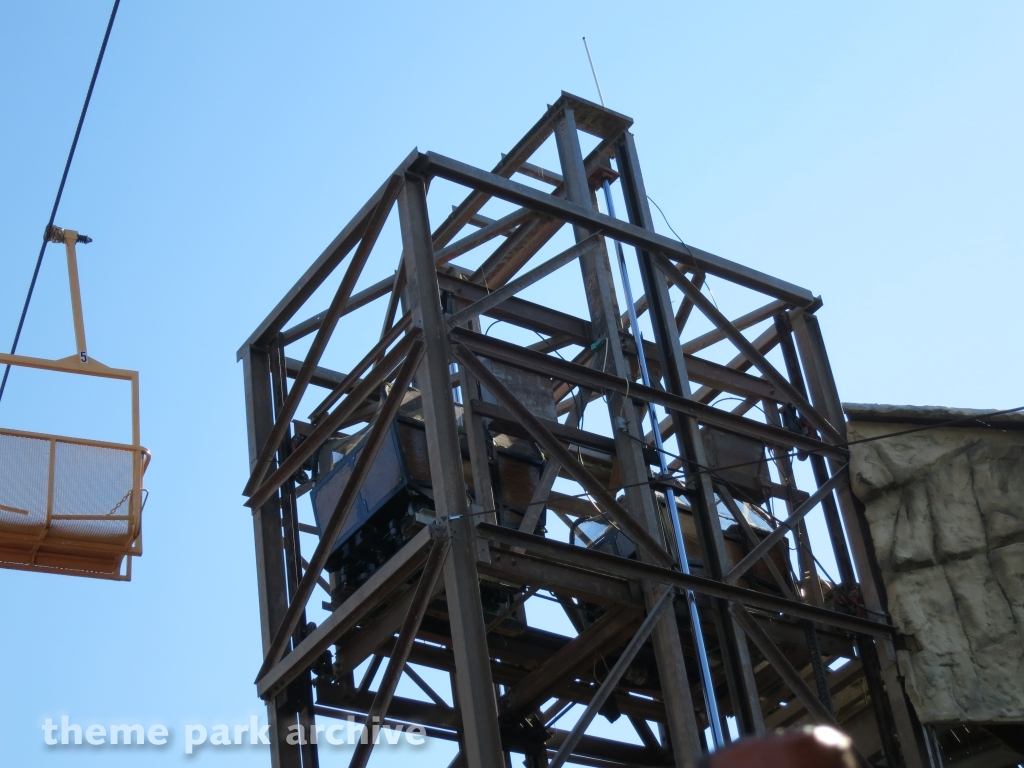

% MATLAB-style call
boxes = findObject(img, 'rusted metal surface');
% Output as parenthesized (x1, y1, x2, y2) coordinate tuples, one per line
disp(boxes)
(239, 95, 926, 768)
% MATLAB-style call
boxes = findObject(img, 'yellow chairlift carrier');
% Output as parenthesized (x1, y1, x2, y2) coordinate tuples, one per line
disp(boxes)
(0, 227, 148, 580)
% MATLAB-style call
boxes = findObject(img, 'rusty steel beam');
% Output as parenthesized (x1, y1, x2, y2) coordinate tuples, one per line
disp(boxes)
(255, 342, 424, 680)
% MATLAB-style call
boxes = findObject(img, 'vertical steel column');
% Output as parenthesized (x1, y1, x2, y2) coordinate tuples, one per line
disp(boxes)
(773, 312, 856, 587)
(599, 176, 725, 749)
(762, 400, 824, 605)
(397, 172, 505, 768)
(269, 343, 320, 768)
(553, 107, 703, 767)
(761, 400, 835, 714)
(614, 130, 765, 737)
(241, 345, 303, 768)
(790, 309, 926, 768)
(451, 314, 498, 524)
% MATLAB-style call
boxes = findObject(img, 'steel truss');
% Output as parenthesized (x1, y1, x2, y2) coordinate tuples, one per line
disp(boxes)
(239, 93, 929, 768)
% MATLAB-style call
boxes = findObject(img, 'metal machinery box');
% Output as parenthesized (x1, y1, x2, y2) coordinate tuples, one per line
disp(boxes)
(310, 413, 441, 583)
(309, 393, 545, 588)
(700, 426, 772, 504)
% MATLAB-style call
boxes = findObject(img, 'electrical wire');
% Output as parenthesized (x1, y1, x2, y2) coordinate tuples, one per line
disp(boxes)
(646, 194, 720, 311)
(711, 395, 766, 416)
(647, 195, 691, 253)
(0, 0, 121, 405)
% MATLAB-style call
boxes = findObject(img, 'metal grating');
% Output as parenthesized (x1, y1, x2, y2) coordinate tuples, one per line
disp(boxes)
(0, 427, 146, 579)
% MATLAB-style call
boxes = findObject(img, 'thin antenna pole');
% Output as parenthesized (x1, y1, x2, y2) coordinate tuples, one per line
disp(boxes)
(582, 37, 606, 107)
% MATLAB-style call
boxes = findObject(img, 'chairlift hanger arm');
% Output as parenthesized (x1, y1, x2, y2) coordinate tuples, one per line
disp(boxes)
(49, 227, 92, 363)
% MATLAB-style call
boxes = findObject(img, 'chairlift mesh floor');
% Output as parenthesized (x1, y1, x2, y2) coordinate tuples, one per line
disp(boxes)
(0, 428, 145, 579)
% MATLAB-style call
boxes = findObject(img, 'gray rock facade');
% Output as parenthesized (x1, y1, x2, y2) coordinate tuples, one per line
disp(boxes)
(846, 411, 1024, 725)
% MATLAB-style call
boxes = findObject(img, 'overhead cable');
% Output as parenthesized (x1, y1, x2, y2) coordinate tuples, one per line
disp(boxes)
(0, 0, 121, 405)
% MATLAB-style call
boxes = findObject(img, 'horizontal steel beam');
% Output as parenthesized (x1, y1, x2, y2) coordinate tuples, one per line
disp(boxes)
(238, 150, 418, 356)
(471, 399, 641, 459)
(451, 327, 846, 459)
(279, 274, 397, 346)
(417, 152, 815, 306)
(430, 92, 631, 251)
(478, 550, 638, 607)
(455, 344, 673, 567)
(256, 525, 434, 699)
(476, 523, 893, 638)
(447, 233, 602, 327)
(403, 636, 668, 726)
(654, 251, 843, 445)
(437, 271, 591, 344)
(642, 339, 784, 403)
(284, 357, 350, 390)
(681, 299, 789, 355)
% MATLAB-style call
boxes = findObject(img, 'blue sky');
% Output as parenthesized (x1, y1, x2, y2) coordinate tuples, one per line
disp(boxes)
(0, 2, 1021, 765)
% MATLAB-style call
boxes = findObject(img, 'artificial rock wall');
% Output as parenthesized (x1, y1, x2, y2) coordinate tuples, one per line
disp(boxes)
(845, 404, 1024, 725)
